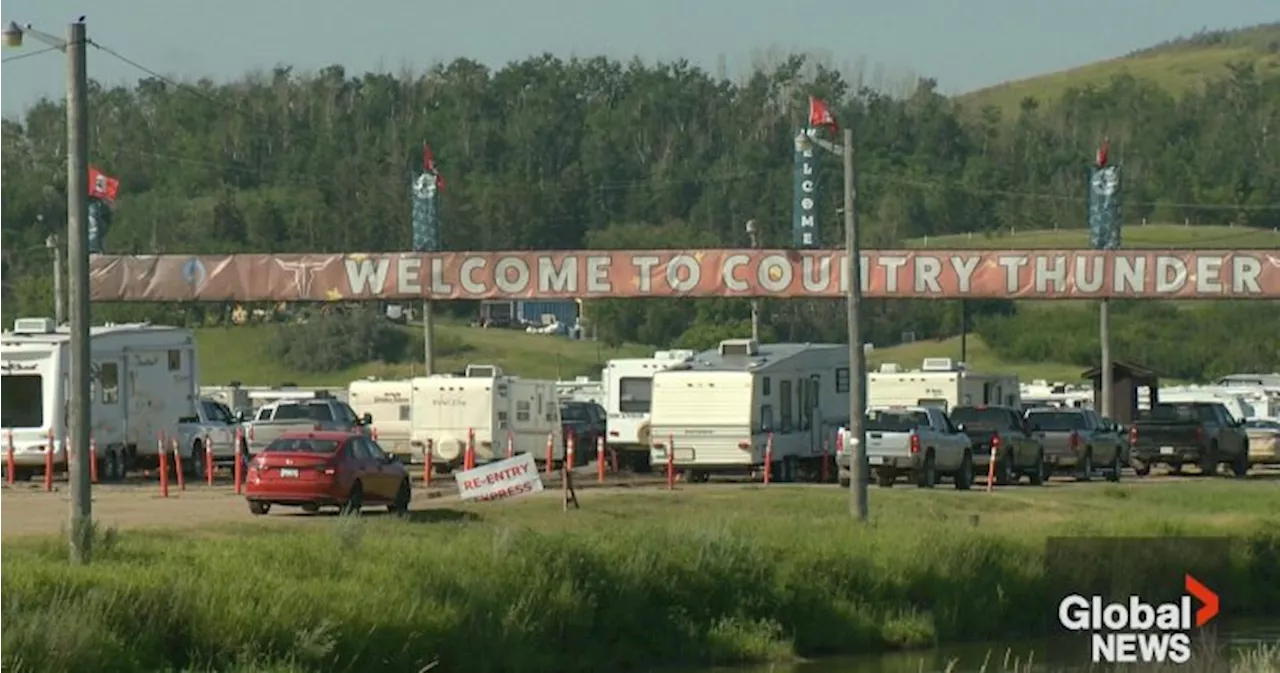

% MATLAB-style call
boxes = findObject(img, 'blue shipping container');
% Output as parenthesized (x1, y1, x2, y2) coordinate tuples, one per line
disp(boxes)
(516, 300, 578, 326)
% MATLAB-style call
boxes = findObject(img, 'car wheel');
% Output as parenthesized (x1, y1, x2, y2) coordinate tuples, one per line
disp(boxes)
(1106, 448, 1122, 482)
(388, 479, 411, 516)
(301, 503, 320, 514)
(1029, 451, 1047, 486)
(1199, 444, 1218, 477)
(1077, 450, 1093, 482)
(248, 500, 270, 516)
(954, 451, 974, 491)
(1231, 448, 1249, 478)
(341, 481, 364, 516)
(995, 451, 1014, 486)
(915, 453, 937, 489)
(189, 441, 206, 479)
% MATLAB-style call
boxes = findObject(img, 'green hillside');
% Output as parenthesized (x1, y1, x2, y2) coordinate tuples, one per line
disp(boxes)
(959, 23, 1280, 116)
(196, 323, 651, 387)
(905, 224, 1278, 249)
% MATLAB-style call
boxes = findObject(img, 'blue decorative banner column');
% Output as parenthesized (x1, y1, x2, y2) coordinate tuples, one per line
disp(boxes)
(792, 130, 820, 248)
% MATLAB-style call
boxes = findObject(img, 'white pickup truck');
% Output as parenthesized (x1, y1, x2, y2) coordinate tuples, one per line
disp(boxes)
(176, 398, 245, 477)
(863, 406, 975, 489)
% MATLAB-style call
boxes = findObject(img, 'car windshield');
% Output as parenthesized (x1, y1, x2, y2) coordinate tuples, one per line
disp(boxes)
(950, 407, 1011, 428)
(561, 405, 589, 422)
(866, 410, 929, 432)
(264, 438, 341, 453)
(1026, 411, 1086, 431)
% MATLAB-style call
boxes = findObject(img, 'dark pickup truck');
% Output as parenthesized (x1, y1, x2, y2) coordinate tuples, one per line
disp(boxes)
(1130, 402, 1249, 477)
(560, 401, 607, 466)
(950, 405, 1048, 485)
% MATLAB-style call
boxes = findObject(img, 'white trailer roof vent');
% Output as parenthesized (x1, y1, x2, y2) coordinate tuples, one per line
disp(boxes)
(12, 318, 56, 334)
(465, 364, 503, 378)
(719, 338, 759, 357)
(921, 357, 957, 372)
(878, 362, 902, 373)
(654, 349, 696, 362)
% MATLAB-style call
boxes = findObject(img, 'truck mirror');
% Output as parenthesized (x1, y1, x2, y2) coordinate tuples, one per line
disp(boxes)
(955, 423, 967, 434)
(362, 412, 374, 425)
(235, 411, 247, 423)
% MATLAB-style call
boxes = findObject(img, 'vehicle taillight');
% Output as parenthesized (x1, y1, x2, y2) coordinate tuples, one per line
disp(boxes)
(1195, 427, 1205, 444)
(1128, 426, 1138, 446)
(909, 433, 921, 454)
(322, 462, 337, 476)
(314, 423, 323, 431)
(1069, 431, 1081, 451)
(991, 434, 1002, 450)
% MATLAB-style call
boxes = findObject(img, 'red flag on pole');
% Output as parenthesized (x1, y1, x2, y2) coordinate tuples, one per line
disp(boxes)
(1095, 138, 1110, 168)
(87, 166, 120, 203)
(808, 96, 839, 135)
(423, 143, 445, 191)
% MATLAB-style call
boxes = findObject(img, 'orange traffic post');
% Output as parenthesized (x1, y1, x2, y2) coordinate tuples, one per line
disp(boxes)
(423, 440, 434, 487)
(566, 432, 576, 473)
(6, 428, 16, 485)
(596, 435, 606, 484)
(763, 432, 774, 485)
(89, 433, 99, 484)
(665, 434, 675, 490)
(233, 427, 244, 495)
(545, 433, 554, 475)
(205, 434, 215, 486)
(171, 438, 186, 491)
(371, 426, 379, 441)
(506, 430, 515, 459)
(158, 434, 170, 498)
(465, 428, 476, 470)
(43, 430, 55, 492)
(820, 436, 830, 484)
(985, 442, 998, 493)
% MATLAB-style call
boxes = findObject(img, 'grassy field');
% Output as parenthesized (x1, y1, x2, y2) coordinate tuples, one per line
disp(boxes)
(868, 334, 1086, 383)
(904, 224, 1279, 250)
(3, 483, 1278, 672)
(196, 322, 651, 386)
(957, 23, 1280, 117)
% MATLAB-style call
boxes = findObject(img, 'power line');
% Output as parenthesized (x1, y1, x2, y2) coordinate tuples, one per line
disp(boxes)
(1, 44, 63, 63)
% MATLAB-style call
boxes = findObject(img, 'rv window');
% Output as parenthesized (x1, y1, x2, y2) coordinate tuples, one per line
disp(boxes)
(759, 405, 774, 432)
(100, 362, 120, 404)
(835, 368, 850, 394)
(167, 349, 182, 371)
(797, 378, 810, 430)
(617, 377, 653, 414)
(779, 380, 793, 432)
(810, 376, 821, 409)
(762, 377, 771, 396)
(1, 374, 43, 428)
(399, 405, 410, 422)
(517, 400, 531, 422)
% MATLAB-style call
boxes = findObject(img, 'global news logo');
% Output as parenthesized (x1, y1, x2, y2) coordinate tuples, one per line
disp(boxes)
(1057, 574, 1219, 665)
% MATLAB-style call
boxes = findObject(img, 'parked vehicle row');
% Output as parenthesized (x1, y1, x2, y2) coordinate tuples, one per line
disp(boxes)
(840, 401, 1253, 489)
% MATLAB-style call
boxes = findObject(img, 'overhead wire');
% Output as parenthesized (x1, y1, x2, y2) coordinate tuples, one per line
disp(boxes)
(1, 44, 63, 63)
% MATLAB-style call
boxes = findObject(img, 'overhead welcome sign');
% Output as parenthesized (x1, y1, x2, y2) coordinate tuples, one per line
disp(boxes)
(89, 249, 1280, 301)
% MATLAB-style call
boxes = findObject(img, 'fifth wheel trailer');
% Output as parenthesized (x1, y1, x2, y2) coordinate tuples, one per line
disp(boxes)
(648, 339, 849, 482)
(0, 318, 199, 481)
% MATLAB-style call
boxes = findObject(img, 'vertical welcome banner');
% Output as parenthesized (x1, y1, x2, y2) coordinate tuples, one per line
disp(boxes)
(1089, 141, 1122, 250)
(792, 131, 820, 248)
(411, 144, 445, 253)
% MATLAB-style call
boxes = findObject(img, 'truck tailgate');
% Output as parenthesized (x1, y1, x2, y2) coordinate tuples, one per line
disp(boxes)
(1133, 422, 1201, 448)
(866, 431, 913, 457)
(248, 421, 324, 451)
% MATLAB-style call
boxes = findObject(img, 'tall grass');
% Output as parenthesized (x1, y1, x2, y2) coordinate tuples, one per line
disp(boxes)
(3, 486, 1279, 673)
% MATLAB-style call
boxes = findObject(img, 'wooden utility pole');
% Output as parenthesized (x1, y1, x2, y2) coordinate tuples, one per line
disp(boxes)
(843, 128, 868, 522)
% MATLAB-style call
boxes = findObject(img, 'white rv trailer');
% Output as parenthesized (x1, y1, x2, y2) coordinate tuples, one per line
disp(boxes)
(1140, 387, 1257, 421)
(649, 339, 849, 481)
(347, 378, 414, 460)
(408, 364, 564, 471)
(868, 358, 1021, 412)
(247, 386, 346, 409)
(602, 349, 695, 471)
(0, 318, 198, 480)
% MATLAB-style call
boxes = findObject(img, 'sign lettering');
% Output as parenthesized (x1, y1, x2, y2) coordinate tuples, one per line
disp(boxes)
(89, 249, 1280, 301)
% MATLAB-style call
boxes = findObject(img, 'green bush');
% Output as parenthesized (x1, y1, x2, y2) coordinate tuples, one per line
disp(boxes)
(266, 307, 412, 373)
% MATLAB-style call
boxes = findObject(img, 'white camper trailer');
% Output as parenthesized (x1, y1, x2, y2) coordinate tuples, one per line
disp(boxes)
(348, 378, 414, 460)
(868, 358, 1021, 412)
(557, 376, 606, 406)
(409, 364, 564, 471)
(603, 349, 696, 471)
(0, 318, 198, 480)
(649, 339, 849, 481)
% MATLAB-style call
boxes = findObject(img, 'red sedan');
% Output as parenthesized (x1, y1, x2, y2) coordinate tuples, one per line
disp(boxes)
(244, 430, 411, 516)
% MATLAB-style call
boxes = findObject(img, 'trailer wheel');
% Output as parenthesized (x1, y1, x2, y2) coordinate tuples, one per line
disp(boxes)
(103, 449, 123, 482)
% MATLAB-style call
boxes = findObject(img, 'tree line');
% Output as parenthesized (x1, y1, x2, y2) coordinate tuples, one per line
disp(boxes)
(2, 51, 1277, 380)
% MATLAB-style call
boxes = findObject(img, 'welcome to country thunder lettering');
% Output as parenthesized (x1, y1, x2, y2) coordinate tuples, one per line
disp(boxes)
(89, 249, 1280, 301)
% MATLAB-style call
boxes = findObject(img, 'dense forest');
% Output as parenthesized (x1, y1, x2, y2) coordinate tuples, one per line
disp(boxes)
(2, 45, 1278, 380)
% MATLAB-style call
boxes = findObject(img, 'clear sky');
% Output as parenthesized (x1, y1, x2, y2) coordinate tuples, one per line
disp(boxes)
(1, 0, 1276, 118)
